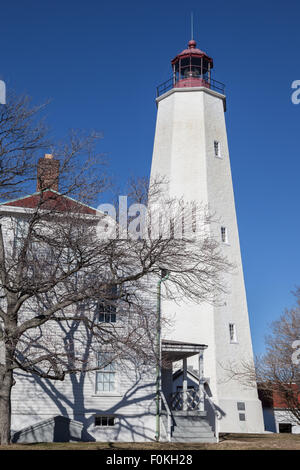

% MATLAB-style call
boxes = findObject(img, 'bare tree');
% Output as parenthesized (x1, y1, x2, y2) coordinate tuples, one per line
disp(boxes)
(223, 290, 300, 425)
(0, 92, 232, 445)
(0, 93, 48, 200)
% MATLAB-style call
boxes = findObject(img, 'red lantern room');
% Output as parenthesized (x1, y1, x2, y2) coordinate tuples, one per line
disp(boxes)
(171, 39, 213, 89)
(156, 40, 224, 98)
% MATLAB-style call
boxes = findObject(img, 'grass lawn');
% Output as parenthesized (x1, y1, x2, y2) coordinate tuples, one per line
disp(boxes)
(0, 433, 300, 450)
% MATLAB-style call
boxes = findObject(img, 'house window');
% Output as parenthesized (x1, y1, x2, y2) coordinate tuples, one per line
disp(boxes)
(96, 353, 116, 392)
(237, 402, 245, 411)
(221, 226, 228, 243)
(95, 416, 115, 427)
(229, 323, 237, 343)
(97, 302, 117, 323)
(13, 218, 28, 251)
(97, 285, 117, 323)
(214, 140, 221, 158)
(239, 413, 246, 421)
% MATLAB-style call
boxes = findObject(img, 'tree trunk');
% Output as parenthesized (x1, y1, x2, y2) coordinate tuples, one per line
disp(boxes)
(0, 369, 13, 445)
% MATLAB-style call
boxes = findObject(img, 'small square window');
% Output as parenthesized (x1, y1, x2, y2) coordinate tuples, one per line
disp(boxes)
(95, 416, 115, 426)
(237, 402, 245, 411)
(239, 413, 246, 421)
(279, 423, 292, 433)
(214, 140, 221, 158)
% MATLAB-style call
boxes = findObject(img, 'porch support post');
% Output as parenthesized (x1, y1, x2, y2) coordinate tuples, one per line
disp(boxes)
(155, 269, 169, 442)
(198, 349, 205, 411)
(182, 357, 188, 411)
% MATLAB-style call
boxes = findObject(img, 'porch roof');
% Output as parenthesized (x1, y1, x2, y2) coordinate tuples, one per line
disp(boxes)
(162, 339, 207, 362)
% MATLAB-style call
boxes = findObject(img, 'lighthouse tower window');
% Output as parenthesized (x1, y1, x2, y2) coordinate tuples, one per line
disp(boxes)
(221, 226, 228, 243)
(229, 323, 237, 343)
(214, 140, 221, 158)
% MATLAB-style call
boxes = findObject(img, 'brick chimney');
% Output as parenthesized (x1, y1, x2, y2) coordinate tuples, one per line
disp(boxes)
(36, 154, 60, 192)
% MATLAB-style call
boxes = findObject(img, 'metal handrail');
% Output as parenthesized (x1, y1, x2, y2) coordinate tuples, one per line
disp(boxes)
(161, 391, 172, 442)
(156, 74, 225, 98)
(200, 384, 221, 443)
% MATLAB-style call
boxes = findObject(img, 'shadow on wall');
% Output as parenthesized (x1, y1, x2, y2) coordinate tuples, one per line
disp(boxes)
(53, 415, 94, 442)
(12, 371, 156, 443)
(12, 415, 95, 443)
(12, 358, 156, 443)
(53, 415, 72, 442)
(12, 305, 157, 443)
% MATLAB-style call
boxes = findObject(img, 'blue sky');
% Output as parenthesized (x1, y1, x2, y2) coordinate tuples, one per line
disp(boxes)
(1, 0, 299, 354)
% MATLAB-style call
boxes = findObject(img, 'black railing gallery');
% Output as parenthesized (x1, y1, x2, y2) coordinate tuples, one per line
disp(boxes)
(156, 74, 225, 98)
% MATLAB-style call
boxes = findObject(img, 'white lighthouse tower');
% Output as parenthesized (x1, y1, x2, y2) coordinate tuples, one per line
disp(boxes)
(150, 39, 264, 433)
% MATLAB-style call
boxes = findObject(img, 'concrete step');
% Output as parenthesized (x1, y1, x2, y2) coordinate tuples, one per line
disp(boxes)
(172, 427, 213, 434)
(171, 411, 207, 417)
(173, 430, 213, 436)
(171, 436, 217, 443)
(161, 412, 216, 443)
(174, 425, 212, 433)
(172, 416, 209, 422)
(172, 422, 212, 429)
(172, 416, 208, 420)
(172, 429, 214, 437)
